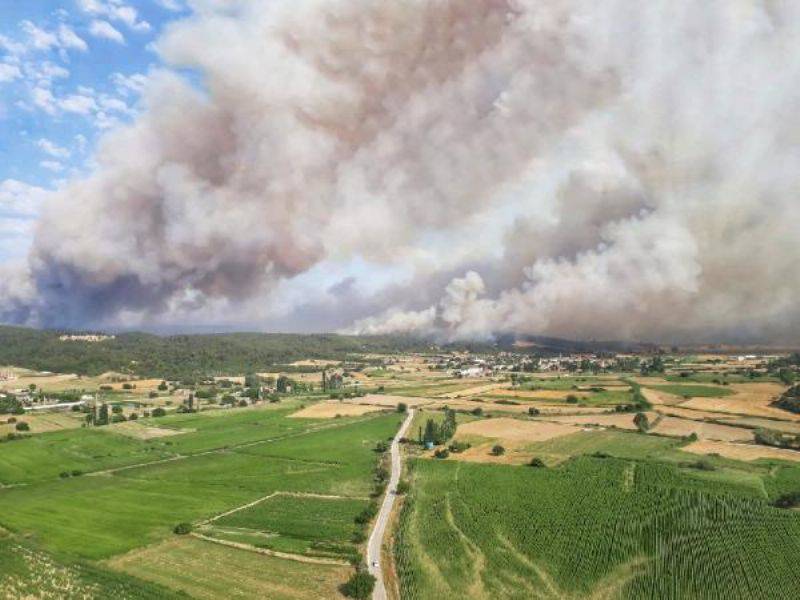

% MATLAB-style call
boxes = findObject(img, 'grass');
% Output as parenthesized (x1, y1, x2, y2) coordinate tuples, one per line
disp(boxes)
(647, 384, 735, 398)
(523, 430, 682, 464)
(664, 373, 780, 384)
(0, 412, 399, 560)
(395, 457, 800, 599)
(209, 494, 366, 560)
(0, 533, 182, 599)
(107, 536, 350, 600)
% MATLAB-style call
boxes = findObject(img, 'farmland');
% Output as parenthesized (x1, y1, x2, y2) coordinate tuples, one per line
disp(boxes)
(395, 458, 800, 599)
(2, 341, 800, 598)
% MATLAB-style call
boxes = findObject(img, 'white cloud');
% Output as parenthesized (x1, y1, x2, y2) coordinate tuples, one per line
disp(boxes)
(79, 1, 151, 33)
(89, 20, 125, 44)
(31, 86, 57, 114)
(0, 63, 22, 83)
(40, 160, 64, 172)
(57, 24, 88, 52)
(155, 0, 184, 11)
(37, 138, 71, 159)
(111, 71, 147, 97)
(20, 21, 59, 52)
(27, 61, 70, 86)
(0, 179, 47, 218)
(59, 93, 98, 114)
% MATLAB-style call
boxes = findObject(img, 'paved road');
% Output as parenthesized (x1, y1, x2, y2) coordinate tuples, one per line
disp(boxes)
(367, 408, 414, 600)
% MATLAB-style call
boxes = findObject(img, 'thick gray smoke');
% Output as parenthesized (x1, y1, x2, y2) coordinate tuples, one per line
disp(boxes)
(3, 0, 800, 343)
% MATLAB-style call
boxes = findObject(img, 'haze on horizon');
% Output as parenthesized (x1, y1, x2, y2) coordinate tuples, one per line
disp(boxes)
(2, 0, 799, 345)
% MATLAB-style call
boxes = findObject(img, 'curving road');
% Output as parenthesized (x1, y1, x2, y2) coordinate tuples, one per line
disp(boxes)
(367, 408, 414, 600)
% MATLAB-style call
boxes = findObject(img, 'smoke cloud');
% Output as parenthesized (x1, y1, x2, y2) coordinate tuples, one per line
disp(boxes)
(3, 0, 800, 344)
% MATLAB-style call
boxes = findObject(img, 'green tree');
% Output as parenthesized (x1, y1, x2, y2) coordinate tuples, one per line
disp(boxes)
(341, 568, 376, 599)
(634, 411, 650, 432)
(98, 403, 110, 425)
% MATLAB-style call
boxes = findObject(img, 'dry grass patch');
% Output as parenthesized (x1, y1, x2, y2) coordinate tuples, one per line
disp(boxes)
(106, 421, 188, 440)
(290, 401, 385, 419)
(455, 417, 577, 443)
(540, 413, 652, 431)
(683, 440, 800, 463)
(0, 412, 83, 435)
(650, 416, 752, 442)
(343, 394, 433, 408)
(718, 417, 800, 435)
(107, 536, 349, 599)
(681, 383, 797, 420)
(656, 406, 738, 421)
(491, 389, 591, 400)
(437, 382, 506, 398)
(641, 388, 684, 406)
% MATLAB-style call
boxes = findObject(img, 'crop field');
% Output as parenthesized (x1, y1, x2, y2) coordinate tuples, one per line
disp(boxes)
(0, 401, 401, 598)
(395, 457, 800, 599)
(646, 383, 735, 398)
(0, 532, 181, 600)
(108, 537, 349, 600)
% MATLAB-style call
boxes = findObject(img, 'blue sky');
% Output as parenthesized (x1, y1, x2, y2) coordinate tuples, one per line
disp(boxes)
(0, 0, 187, 261)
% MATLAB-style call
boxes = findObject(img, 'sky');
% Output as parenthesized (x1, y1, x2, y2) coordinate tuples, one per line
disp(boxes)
(0, 0, 185, 261)
(1, 1, 799, 344)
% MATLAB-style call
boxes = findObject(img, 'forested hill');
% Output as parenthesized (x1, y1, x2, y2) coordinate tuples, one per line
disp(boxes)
(0, 326, 455, 378)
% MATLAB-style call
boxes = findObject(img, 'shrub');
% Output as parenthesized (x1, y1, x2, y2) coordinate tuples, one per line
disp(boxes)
(148, 391, 158, 399)
(471, 407, 483, 416)
(59, 471, 70, 478)
(341, 569, 376, 600)
(71, 470, 83, 477)
(151, 407, 166, 417)
(122, 383, 134, 390)
(491, 445, 506, 456)
(351, 530, 366, 544)
(15, 422, 29, 432)
(633, 412, 650, 432)
(433, 448, 450, 459)
(111, 404, 123, 414)
(173, 522, 193, 535)
(448, 440, 471, 453)
(565, 394, 579, 404)
(396, 480, 410, 494)
(397, 402, 407, 413)
(529, 457, 546, 468)
(129, 412, 138, 420)
(773, 491, 800, 509)
(528, 407, 540, 416)
(375, 441, 389, 453)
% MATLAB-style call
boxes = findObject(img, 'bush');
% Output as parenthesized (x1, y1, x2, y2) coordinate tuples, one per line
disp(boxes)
(529, 457, 546, 468)
(148, 391, 158, 399)
(71, 470, 83, 477)
(491, 445, 506, 456)
(375, 441, 389, 453)
(59, 471, 70, 478)
(151, 407, 166, 417)
(15, 421, 29, 432)
(351, 530, 366, 544)
(773, 491, 800, 509)
(173, 522, 193, 535)
(397, 402, 407, 413)
(396, 480, 410, 494)
(633, 412, 650, 432)
(448, 440, 471, 453)
(433, 448, 450, 459)
(528, 407, 540, 416)
(341, 569, 376, 600)
(471, 407, 483, 416)
(129, 412, 138, 420)
(122, 383, 134, 390)
(111, 404, 123, 414)
(565, 394, 579, 404)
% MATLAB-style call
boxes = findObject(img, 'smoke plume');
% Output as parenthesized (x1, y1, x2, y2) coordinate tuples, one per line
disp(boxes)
(3, 0, 800, 344)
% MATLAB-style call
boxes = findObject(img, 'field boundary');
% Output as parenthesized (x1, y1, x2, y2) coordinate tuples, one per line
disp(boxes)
(189, 532, 351, 566)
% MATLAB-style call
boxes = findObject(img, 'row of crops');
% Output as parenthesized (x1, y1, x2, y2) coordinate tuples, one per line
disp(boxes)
(395, 457, 800, 599)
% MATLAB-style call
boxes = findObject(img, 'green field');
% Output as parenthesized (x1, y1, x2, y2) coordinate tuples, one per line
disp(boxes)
(395, 457, 800, 599)
(0, 404, 401, 598)
(0, 532, 181, 599)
